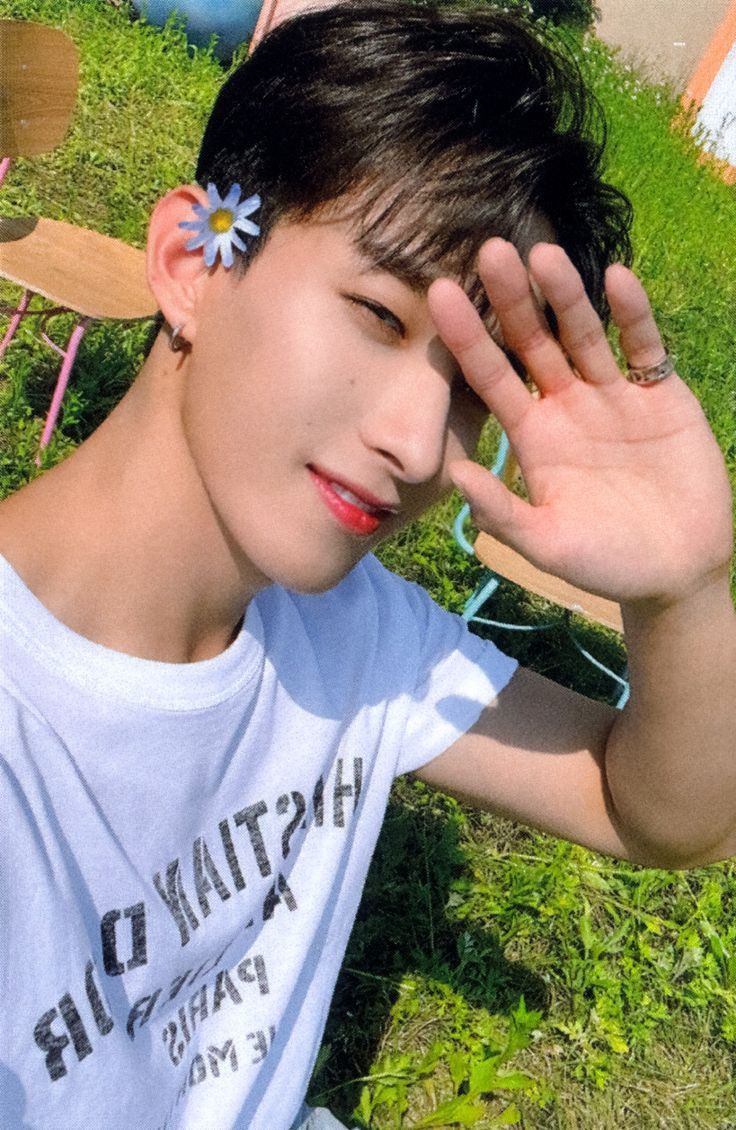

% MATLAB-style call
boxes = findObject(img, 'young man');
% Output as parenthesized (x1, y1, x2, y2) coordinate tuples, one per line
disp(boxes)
(0, 3, 734, 1127)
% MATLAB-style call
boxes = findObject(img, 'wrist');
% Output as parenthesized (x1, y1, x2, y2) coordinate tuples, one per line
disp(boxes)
(619, 564, 736, 703)
(620, 560, 734, 629)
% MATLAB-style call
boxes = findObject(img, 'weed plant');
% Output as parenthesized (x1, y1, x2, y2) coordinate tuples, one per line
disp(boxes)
(1, 2, 735, 1126)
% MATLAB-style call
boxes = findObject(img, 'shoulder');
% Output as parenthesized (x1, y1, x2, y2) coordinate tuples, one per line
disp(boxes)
(254, 560, 517, 751)
(255, 555, 450, 653)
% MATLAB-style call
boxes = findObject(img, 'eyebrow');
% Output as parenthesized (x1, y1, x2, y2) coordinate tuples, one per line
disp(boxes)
(354, 238, 439, 294)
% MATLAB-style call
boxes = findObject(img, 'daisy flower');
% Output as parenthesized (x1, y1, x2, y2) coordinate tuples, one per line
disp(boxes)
(179, 182, 261, 269)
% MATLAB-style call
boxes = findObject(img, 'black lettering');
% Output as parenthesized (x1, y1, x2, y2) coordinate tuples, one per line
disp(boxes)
(353, 757, 363, 808)
(33, 1008, 70, 1082)
(58, 994, 93, 1063)
(277, 791, 306, 858)
(153, 860, 199, 947)
(213, 970, 242, 1011)
(100, 909, 124, 976)
(178, 1004, 191, 1045)
(188, 986, 208, 1032)
(246, 1028, 269, 1065)
(219, 818, 246, 891)
(188, 1054, 207, 1086)
(168, 970, 193, 1001)
(162, 1020, 185, 1068)
(208, 1038, 238, 1077)
(237, 954, 269, 996)
(127, 988, 162, 1040)
(100, 902, 147, 975)
(313, 776, 325, 826)
(262, 872, 297, 922)
(126, 902, 148, 970)
(233, 801, 271, 877)
(254, 954, 269, 995)
(33, 993, 95, 1080)
(333, 757, 362, 827)
(84, 960, 114, 1036)
(192, 837, 231, 917)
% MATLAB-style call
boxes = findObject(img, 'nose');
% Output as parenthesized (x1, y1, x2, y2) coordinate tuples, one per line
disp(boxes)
(359, 360, 450, 485)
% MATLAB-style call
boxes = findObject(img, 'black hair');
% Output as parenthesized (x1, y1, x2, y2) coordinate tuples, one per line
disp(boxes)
(196, 0, 632, 319)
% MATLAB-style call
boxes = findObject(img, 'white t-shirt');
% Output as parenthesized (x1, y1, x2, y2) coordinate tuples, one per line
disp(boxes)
(0, 553, 516, 1129)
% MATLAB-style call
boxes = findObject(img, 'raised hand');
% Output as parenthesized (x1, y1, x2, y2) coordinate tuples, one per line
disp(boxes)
(428, 239, 733, 608)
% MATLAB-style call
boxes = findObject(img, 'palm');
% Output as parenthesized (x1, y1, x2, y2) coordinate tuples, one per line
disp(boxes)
(429, 241, 732, 606)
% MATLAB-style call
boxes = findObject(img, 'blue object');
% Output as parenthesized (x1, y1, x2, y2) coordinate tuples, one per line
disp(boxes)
(133, 0, 263, 56)
(453, 432, 630, 708)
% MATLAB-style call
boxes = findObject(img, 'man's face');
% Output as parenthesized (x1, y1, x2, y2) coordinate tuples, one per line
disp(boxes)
(181, 217, 488, 595)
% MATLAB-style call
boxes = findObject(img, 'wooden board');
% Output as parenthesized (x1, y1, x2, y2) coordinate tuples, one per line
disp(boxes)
(0, 216, 157, 320)
(0, 21, 79, 157)
(474, 531, 624, 633)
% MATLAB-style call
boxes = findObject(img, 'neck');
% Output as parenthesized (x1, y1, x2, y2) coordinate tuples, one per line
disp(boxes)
(0, 336, 268, 662)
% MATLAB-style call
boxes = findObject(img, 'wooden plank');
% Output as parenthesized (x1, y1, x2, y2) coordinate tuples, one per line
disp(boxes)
(0, 21, 79, 157)
(0, 216, 157, 320)
(474, 531, 623, 633)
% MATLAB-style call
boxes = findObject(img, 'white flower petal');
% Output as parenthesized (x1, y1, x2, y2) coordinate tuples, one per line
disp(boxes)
(223, 183, 242, 210)
(220, 242, 234, 269)
(236, 194, 261, 218)
(234, 219, 260, 238)
(206, 183, 223, 209)
(183, 184, 259, 269)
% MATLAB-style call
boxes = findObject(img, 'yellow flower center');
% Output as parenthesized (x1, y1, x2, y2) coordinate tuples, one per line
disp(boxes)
(209, 208, 234, 234)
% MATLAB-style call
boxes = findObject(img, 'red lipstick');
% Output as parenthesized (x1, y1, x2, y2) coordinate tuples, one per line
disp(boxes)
(308, 467, 396, 536)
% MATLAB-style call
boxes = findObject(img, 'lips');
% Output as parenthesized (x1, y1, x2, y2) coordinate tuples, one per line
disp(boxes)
(308, 466, 397, 536)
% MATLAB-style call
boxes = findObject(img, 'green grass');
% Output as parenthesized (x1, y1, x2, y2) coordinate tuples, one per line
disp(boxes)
(1, 3, 735, 1126)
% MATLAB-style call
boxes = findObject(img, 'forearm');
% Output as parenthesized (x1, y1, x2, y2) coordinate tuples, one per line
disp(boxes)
(605, 567, 736, 868)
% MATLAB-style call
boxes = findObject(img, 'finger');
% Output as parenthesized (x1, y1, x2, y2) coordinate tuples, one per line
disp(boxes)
(527, 243, 621, 386)
(605, 264, 668, 370)
(450, 458, 550, 564)
(476, 238, 575, 395)
(427, 276, 532, 434)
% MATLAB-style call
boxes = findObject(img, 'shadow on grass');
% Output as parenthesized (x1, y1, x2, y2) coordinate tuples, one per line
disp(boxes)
(464, 581, 628, 706)
(308, 784, 549, 1123)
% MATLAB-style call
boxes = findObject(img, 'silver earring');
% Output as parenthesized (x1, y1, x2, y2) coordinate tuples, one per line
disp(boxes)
(169, 324, 189, 353)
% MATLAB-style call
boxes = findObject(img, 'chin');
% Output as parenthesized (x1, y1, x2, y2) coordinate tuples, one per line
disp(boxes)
(281, 571, 356, 596)
(265, 554, 364, 597)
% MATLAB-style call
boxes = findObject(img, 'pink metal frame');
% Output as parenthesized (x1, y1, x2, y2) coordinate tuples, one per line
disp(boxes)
(0, 288, 31, 359)
(36, 316, 91, 460)
(1, 152, 90, 461)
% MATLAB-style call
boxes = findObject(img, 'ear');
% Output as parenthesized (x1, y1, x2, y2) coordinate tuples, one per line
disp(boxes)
(146, 185, 211, 344)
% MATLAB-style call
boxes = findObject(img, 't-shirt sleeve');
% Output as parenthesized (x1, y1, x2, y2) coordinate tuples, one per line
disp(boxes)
(283, 555, 518, 780)
(390, 571, 518, 777)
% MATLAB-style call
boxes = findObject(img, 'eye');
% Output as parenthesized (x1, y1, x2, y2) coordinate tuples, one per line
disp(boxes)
(345, 294, 405, 339)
